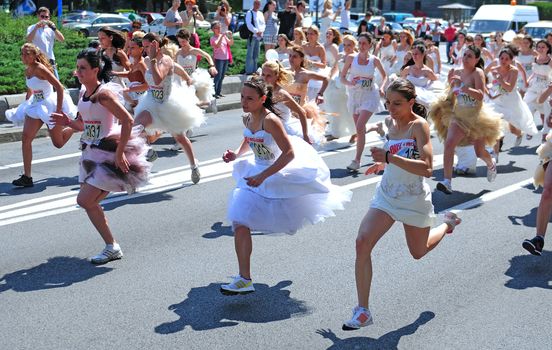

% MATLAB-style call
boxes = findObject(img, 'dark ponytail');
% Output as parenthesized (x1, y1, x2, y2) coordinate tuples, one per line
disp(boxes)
(77, 48, 113, 83)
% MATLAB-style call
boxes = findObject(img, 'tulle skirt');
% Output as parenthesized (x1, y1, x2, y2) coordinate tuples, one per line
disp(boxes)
(347, 86, 383, 115)
(134, 81, 205, 135)
(79, 126, 151, 194)
(191, 68, 214, 104)
(5, 90, 77, 128)
(430, 91, 503, 147)
(227, 136, 352, 234)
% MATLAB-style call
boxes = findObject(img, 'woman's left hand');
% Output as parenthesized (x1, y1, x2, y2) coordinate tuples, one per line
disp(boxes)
(370, 146, 387, 163)
(115, 150, 130, 174)
(365, 162, 385, 175)
(208, 66, 218, 77)
(244, 173, 266, 187)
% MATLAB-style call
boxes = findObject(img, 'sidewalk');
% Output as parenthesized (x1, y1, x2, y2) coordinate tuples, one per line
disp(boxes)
(0, 75, 246, 144)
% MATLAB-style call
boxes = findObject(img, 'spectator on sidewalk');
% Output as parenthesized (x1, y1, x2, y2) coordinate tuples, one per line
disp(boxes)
(164, 0, 183, 44)
(295, 1, 307, 28)
(444, 22, 457, 64)
(339, 0, 352, 34)
(26, 6, 65, 79)
(245, 0, 265, 75)
(210, 21, 233, 98)
(215, 1, 232, 33)
(180, 0, 204, 49)
(430, 21, 442, 46)
(415, 17, 431, 38)
(263, 0, 279, 51)
(278, 0, 297, 40)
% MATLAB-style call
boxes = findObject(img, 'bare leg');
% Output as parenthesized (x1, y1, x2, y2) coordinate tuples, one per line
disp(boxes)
(473, 139, 494, 168)
(353, 110, 373, 163)
(403, 222, 450, 260)
(355, 208, 395, 308)
(509, 123, 522, 137)
(443, 122, 467, 181)
(77, 183, 114, 244)
(536, 163, 552, 238)
(21, 117, 44, 177)
(234, 224, 253, 279)
(173, 133, 197, 167)
(48, 124, 74, 149)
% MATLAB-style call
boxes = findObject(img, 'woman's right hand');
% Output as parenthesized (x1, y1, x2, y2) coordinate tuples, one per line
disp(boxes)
(365, 162, 385, 175)
(50, 112, 70, 127)
(222, 149, 237, 163)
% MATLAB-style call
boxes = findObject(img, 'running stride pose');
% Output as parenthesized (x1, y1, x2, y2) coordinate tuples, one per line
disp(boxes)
(342, 79, 461, 330)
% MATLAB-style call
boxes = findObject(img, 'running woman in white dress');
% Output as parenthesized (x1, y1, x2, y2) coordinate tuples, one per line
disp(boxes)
(341, 33, 387, 172)
(374, 30, 398, 78)
(516, 35, 537, 98)
(396, 30, 414, 71)
(113, 37, 147, 112)
(450, 32, 467, 69)
(219, 78, 351, 295)
(10, 43, 76, 187)
(523, 40, 552, 142)
(342, 79, 461, 330)
(488, 46, 537, 145)
(400, 44, 439, 110)
(424, 35, 442, 75)
(98, 27, 131, 87)
(133, 33, 205, 184)
(50, 49, 151, 264)
(304, 25, 329, 102)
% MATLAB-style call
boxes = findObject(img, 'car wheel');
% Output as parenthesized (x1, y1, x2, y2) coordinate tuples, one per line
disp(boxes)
(79, 29, 89, 37)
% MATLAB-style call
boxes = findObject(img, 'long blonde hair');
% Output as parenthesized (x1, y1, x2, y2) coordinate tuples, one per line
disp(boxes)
(262, 60, 294, 87)
(21, 43, 53, 73)
(342, 34, 358, 53)
(161, 42, 180, 59)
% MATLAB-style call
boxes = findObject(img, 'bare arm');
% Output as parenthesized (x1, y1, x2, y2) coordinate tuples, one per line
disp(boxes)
(173, 63, 193, 85)
(149, 55, 172, 86)
(35, 64, 64, 112)
(538, 84, 552, 104)
(279, 89, 309, 142)
(340, 55, 354, 86)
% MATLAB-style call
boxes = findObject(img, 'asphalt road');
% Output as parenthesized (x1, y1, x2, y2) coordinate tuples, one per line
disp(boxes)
(1, 62, 552, 349)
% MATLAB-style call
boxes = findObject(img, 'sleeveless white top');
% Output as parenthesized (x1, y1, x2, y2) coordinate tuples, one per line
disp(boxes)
(379, 43, 395, 60)
(349, 54, 377, 91)
(78, 85, 117, 145)
(145, 63, 173, 104)
(177, 54, 198, 76)
(26, 76, 53, 102)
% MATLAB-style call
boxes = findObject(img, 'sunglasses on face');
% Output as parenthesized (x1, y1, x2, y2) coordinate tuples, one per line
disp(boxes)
(40, 15, 49, 19)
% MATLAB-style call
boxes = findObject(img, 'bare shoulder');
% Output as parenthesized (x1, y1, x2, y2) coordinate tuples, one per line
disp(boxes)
(95, 88, 118, 104)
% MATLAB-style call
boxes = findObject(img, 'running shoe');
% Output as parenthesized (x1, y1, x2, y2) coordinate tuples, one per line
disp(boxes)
(514, 134, 523, 147)
(522, 235, 544, 256)
(454, 167, 469, 176)
(146, 148, 158, 162)
(170, 143, 182, 151)
(443, 211, 462, 234)
(347, 160, 360, 172)
(220, 275, 255, 295)
(342, 306, 373, 331)
(436, 180, 453, 195)
(191, 165, 201, 184)
(90, 244, 123, 265)
(186, 129, 193, 138)
(12, 174, 34, 187)
(487, 162, 497, 182)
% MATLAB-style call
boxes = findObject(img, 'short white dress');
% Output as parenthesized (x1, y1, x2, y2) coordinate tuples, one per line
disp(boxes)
(323, 58, 355, 138)
(134, 59, 205, 135)
(176, 53, 215, 104)
(488, 76, 538, 136)
(523, 59, 552, 118)
(516, 53, 534, 92)
(227, 117, 352, 234)
(347, 54, 383, 115)
(5, 76, 77, 128)
(370, 124, 435, 228)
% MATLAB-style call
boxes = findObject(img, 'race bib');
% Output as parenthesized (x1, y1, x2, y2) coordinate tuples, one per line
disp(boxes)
(536, 75, 548, 84)
(150, 85, 165, 103)
(82, 121, 102, 143)
(33, 90, 44, 102)
(458, 93, 477, 107)
(492, 80, 508, 95)
(247, 138, 275, 161)
(356, 78, 373, 90)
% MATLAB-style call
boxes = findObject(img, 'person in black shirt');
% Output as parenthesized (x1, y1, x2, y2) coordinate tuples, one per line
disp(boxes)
(278, 0, 297, 40)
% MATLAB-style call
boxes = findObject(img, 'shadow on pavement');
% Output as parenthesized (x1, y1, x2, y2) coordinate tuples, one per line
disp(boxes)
(504, 251, 552, 290)
(506, 145, 538, 156)
(316, 311, 435, 350)
(202, 221, 263, 239)
(101, 187, 179, 211)
(0, 256, 112, 293)
(0, 176, 79, 196)
(432, 189, 490, 213)
(154, 280, 310, 333)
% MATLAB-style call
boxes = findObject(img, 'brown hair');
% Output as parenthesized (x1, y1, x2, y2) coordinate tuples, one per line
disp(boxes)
(386, 78, 427, 118)
(327, 28, 342, 45)
(98, 27, 127, 50)
(289, 45, 306, 68)
(243, 76, 280, 117)
(143, 32, 170, 48)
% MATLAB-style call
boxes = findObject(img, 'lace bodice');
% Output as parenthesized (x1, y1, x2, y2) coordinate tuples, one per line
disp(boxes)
(379, 43, 395, 59)
(517, 54, 534, 74)
(145, 64, 173, 103)
(380, 137, 424, 198)
(177, 54, 197, 75)
(244, 128, 281, 165)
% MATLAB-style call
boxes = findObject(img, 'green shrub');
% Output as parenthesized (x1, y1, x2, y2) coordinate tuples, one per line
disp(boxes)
(530, 2, 552, 20)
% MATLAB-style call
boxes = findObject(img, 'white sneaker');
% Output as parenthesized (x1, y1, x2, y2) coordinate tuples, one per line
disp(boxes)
(342, 306, 374, 331)
(347, 160, 360, 172)
(186, 129, 193, 138)
(487, 162, 497, 182)
(443, 211, 462, 234)
(514, 134, 523, 147)
(436, 180, 453, 194)
(220, 275, 255, 295)
(90, 244, 123, 265)
(191, 165, 200, 184)
(170, 143, 182, 151)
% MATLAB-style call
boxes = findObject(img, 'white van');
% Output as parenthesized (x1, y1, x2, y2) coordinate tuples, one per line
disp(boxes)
(467, 5, 539, 37)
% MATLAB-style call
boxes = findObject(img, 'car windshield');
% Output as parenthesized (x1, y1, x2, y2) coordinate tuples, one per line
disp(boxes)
(468, 20, 509, 33)
(524, 26, 550, 39)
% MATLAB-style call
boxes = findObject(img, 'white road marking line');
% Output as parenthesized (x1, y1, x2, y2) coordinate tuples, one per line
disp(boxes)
(0, 152, 82, 170)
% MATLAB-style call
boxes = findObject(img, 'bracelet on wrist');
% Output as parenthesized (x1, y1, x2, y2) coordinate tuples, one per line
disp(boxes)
(385, 151, 390, 164)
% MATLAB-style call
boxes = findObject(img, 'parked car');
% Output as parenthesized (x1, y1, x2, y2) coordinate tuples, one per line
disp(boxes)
(63, 14, 132, 37)
(523, 21, 552, 40)
(61, 10, 97, 25)
(138, 12, 164, 24)
(330, 18, 358, 34)
(145, 17, 166, 36)
(382, 12, 413, 25)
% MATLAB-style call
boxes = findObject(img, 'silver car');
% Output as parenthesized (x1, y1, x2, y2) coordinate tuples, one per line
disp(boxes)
(64, 14, 132, 37)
